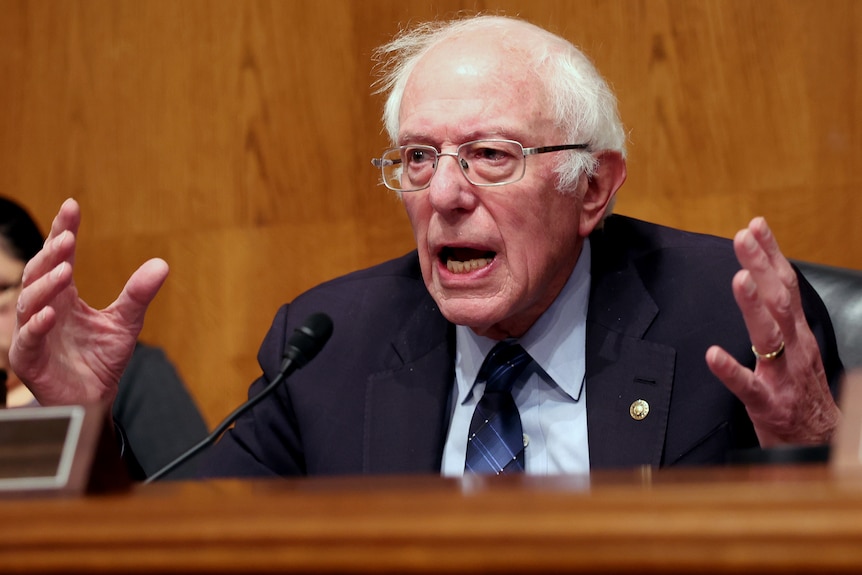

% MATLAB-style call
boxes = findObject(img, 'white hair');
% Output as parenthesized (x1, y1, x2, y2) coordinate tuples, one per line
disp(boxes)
(372, 15, 627, 198)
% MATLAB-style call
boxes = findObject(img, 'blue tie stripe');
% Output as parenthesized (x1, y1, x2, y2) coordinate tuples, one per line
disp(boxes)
(466, 394, 524, 473)
(465, 341, 532, 475)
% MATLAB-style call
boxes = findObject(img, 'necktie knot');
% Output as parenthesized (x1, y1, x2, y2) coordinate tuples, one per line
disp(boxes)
(477, 340, 533, 393)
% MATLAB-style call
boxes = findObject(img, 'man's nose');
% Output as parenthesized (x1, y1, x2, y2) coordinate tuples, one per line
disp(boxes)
(427, 153, 476, 212)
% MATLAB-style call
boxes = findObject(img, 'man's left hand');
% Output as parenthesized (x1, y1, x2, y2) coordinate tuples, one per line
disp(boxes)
(706, 217, 841, 446)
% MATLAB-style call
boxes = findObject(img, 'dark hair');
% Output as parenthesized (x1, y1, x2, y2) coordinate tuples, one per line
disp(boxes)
(0, 197, 45, 263)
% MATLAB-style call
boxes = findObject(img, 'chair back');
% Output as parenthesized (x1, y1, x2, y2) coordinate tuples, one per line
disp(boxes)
(794, 260, 862, 370)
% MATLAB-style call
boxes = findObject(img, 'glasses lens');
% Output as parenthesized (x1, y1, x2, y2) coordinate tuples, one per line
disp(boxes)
(458, 140, 525, 186)
(379, 146, 439, 192)
(379, 149, 405, 190)
(401, 146, 438, 191)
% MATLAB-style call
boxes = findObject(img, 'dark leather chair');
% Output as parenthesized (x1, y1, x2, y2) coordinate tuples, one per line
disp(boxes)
(794, 260, 862, 370)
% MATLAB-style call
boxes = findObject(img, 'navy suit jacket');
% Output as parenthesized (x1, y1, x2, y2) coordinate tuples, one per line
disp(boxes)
(200, 216, 843, 477)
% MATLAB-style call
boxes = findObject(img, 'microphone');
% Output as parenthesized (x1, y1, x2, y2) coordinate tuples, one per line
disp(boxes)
(144, 312, 333, 483)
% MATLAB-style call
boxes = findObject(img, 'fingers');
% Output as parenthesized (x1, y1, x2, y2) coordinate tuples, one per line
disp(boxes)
(12, 304, 57, 353)
(108, 258, 170, 327)
(733, 218, 801, 347)
(9, 302, 57, 388)
(17, 259, 74, 327)
(706, 345, 771, 412)
(12, 257, 73, 384)
(46, 198, 82, 243)
(18, 204, 77, 305)
(22, 208, 79, 290)
(730, 269, 786, 367)
(708, 342, 838, 446)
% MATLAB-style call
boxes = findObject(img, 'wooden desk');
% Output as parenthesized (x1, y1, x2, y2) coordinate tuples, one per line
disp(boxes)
(2, 465, 862, 574)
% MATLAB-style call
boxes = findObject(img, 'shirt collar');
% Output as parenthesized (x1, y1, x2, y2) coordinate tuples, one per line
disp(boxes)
(454, 238, 592, 404)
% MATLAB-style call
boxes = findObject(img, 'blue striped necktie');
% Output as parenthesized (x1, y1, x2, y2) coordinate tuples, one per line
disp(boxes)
(465, 340, 532, 475)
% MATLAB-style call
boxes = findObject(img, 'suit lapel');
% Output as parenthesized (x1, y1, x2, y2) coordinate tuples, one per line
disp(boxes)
(362, 299, 454, 474)
(586, 251, 676, 468)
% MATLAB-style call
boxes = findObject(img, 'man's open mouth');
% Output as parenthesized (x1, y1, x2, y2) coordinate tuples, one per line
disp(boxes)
(439, 247, 496, 274)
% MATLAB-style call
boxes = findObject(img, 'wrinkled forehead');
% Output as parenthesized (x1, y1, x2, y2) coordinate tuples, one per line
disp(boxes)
(400, 33, 553, 135)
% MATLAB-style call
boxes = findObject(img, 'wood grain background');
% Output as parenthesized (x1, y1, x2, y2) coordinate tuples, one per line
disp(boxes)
(1, 0, 859, 425)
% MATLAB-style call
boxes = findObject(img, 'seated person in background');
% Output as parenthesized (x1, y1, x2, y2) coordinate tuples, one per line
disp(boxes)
(1, 196, 209, 479)
(10, 15, 842, 478)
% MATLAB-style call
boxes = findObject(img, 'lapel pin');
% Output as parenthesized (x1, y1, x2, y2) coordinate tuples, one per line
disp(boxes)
(629, 399, 649, 421)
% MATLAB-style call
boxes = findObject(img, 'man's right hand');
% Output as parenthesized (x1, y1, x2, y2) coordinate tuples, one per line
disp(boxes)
(9, 198, 169, 406)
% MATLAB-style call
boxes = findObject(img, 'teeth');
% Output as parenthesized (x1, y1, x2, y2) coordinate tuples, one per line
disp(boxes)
(446, 258, 492, 274)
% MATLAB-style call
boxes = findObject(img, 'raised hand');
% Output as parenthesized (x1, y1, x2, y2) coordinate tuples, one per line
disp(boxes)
(9, 198, 169, 406)
(706, 217, 840, 446)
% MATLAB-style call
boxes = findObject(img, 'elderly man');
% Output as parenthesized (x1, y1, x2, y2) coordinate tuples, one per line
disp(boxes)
(11, 15, 841, 477)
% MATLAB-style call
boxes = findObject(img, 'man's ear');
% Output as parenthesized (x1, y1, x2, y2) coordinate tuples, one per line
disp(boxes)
(579, 150, 627, 237)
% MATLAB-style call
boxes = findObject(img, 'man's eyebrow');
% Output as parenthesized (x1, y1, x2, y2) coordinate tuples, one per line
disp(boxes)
(398, 128, 525, 146)
(397, 133, 434, 145)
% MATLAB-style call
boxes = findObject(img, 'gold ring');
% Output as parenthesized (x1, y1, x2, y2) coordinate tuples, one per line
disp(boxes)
(752, 341, 785, 361)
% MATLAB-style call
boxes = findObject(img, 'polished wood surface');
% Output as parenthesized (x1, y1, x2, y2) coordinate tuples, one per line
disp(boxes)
(1, 1, 860, 425)
(2, 465, 862, 573)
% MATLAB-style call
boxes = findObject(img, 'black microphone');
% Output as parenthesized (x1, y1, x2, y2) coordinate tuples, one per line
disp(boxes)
(144, 312, 333, 483)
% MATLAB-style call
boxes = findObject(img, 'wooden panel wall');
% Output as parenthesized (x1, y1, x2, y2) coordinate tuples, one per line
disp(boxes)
(1, 0, 859, 426)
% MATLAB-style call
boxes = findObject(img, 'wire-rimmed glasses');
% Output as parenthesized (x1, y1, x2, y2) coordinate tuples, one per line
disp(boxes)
(371, 139, 589, 192)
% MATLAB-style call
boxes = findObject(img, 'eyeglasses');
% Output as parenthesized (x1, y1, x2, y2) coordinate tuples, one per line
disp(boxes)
(371, 139, 588, 192)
